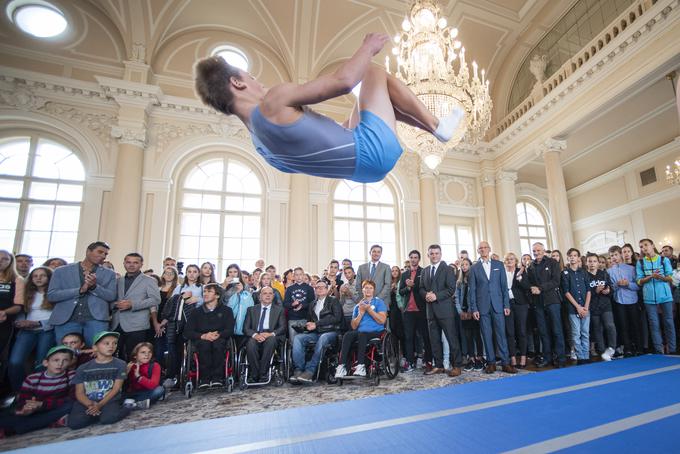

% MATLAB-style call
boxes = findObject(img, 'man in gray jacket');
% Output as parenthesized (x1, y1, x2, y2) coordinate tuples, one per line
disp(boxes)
(355, 244, 392, 302)
(48, 241, 117, 346)
(111, 253, 161, 360)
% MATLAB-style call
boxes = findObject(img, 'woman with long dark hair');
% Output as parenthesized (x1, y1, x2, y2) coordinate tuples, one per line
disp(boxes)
(0, 250, 23, 361)
(456, 258, 484, 370)
(8, 266, 55, 390)
(389, 265, 406, 366)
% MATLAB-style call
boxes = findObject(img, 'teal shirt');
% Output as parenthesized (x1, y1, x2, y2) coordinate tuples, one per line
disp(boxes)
(636, 255, 673, 304)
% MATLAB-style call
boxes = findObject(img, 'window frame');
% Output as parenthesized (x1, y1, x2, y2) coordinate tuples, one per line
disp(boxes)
(0, 131, 85, 262)
(331, 179, 400, 266)
(516, 199, 552, 255)
(173, 154, 265, 277)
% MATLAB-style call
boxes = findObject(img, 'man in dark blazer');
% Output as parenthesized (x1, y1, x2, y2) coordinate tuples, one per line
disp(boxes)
(243, 286, 286, 382)
(48, 241, 117, 346)
(419, 244, 463, 377)
(111, 253, 161, 360)
(399, 249, 432, 371)
(355, 244, 392, 301)
(469, 241, 517, 374)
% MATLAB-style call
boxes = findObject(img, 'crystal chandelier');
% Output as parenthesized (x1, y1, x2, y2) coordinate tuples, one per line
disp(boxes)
(666, 159, 680, 185)
(388, 0, 492, 170)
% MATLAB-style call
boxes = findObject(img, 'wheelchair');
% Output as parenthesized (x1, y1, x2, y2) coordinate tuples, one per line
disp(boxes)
(336, 330, 400, 386)
(237, 337, 290, 390)
(290, 333, 341, 385)
(180, 337, 237, 398)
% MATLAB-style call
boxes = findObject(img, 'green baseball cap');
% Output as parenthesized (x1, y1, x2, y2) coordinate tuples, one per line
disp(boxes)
(92, 330, 120, 345)
(45, 345, 75, 360)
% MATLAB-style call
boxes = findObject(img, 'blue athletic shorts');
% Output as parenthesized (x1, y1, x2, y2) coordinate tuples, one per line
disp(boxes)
(350, 111, 403, 183)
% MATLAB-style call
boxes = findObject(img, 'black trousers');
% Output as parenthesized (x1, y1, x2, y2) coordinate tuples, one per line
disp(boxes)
(462, 318, 483, 358)
(246, 335, 278, 380)
(195, 337, 227, 381)
(534, 303, 566, 362)
(402, 310, 432, 365)
(68, 398, 130, 429)
(509, 304, 529, 357)
(115, 327, 148, 361)
(428, 315, 463, 368)
(339, 330, 383, 366)
(614, 303, 643, 354)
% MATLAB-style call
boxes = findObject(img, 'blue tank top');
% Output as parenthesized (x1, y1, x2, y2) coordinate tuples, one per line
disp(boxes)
(249, 106, 357, 179)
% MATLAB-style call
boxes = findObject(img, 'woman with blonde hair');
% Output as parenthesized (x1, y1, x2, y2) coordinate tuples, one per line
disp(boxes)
(504, 252, 531, 368)
(0, 250, 23, 360)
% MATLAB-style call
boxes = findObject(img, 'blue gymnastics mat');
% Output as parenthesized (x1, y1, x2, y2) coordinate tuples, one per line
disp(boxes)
(10, 355, 680, 453)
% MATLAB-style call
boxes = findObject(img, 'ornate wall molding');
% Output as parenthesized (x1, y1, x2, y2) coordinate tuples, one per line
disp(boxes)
(438, 175, 477, 207)
(111, 125, 147, 147)
(535, 138, 567, 157)
(150, 121, 223, 152)
(496, 170, 518, 183)
(481, 170, 496, 187)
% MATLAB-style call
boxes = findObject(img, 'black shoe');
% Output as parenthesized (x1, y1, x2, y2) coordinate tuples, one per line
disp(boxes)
(556, 361, 567, 369)
(463, 361, 474, 372)
(624, 351, 634, 358)
(535, 359, 549, 368)
(473, 359, 484, 370)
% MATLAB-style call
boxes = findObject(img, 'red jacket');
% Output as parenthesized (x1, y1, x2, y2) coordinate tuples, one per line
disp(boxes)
(126, 361, 161, 392)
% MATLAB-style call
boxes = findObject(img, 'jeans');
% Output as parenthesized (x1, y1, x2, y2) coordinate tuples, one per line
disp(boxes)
(534, 303, 566, 362)
(8, 328, 56, 391)
(292, 331, 338, 374)
(54, 320, 109, 348)
(0, 401, 72, 434)
(288, 319, 307, 344)
(591, 310, 617, 353)
(68, 398, 130, 429)
(569, 314, 590, 360)
(646, 302, 676, 353)
(125, 386, 165, 403)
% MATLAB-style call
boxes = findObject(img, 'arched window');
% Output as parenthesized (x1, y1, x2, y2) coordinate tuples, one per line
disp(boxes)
(333, 180, 397, 267)
(516, 201, 550, 255)
(0, 135, 85, 263)
(176, 157, 262, 277)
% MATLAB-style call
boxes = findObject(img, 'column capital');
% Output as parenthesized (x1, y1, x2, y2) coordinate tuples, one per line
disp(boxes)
(481, 170, 496, 187)
(496, 170, 518, 183)
(111, 126, 147, 148)
(536, 138, 567, 157)
(419, 163, 438, 179)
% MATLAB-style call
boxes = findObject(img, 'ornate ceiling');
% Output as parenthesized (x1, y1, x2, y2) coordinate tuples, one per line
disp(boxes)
(0, 0, 577, 122)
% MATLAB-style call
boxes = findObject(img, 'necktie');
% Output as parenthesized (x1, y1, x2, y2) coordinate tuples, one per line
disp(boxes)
(430, 265, 435, 282)
(257, 307, 268, 332)
(370, 263, 376, 278)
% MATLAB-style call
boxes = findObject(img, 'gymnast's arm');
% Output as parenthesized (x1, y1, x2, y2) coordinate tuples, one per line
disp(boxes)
(266, 33, 388, 108)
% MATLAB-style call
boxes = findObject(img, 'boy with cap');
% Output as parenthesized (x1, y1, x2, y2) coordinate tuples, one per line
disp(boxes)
(0, 345, 75, 437)
(68, 331, 130, 429)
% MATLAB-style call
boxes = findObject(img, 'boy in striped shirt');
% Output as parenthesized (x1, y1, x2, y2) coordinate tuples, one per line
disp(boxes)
(0, 345, 75, 437)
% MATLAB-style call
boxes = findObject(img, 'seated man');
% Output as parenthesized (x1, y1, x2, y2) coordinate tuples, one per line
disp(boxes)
(194, 33, 463, 183)
(243, 286, 286, 383)
(335, 280, 387, 378)
(0, 345, 74, 437)
(183, 284, 235, 389)
(290, 280, 343, 383)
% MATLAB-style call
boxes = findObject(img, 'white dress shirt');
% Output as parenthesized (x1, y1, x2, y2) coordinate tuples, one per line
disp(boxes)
(506, 270, 515, 299)
(482, 259, 491, 279)
(314, 298, 325, 319)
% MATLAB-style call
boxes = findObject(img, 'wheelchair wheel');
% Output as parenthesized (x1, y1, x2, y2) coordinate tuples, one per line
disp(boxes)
(184, 381, 193, 398)
(382, 332, 400, 379)
(239, 379, 248, 391)
(226, 376, 234, 393)
(274, 371, 284, 387)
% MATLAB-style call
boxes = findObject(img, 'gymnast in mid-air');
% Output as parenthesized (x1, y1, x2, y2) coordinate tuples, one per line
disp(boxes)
(194, 33, 463, 183)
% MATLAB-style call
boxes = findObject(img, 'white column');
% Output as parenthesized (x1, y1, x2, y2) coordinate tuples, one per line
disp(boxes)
(419, 165, 440, 254)
(496, 170, 521, 255)
(539, 139, 575, 251)
(288, 174, 311, 268)
(481, 171, 502, 255)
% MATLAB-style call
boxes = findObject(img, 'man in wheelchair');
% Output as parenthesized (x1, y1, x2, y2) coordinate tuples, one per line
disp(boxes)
(243, 286, 286, 383)
(335, 280, 387, 378)
(290, 280, 343, 384)
(183, 284, 235, 389)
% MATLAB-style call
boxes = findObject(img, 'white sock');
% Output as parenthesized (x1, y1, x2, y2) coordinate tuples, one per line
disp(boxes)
(433, 107, 465, 143)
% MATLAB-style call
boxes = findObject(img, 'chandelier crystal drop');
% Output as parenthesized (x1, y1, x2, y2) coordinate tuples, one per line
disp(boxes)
(388, 0, 492, 170)
(666, 159, 680, 186)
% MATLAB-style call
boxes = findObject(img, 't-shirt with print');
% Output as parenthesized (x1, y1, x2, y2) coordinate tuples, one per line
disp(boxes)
(73, 357, 127, 402)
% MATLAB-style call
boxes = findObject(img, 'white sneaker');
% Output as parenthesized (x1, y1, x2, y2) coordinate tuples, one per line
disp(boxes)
(123, 398, 136, 409)
(601, 347, 615, 361)
(334, 365, 347, 378)
(433, 107, 465, 142)
(162, 378, 177, 388)
(569, 349, 577, 361)
(136, 399, 151, 410)
(354, 364, 367, 377)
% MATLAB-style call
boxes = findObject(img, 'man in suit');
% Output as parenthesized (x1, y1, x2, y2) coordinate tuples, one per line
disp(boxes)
(110, 253, 161, 360)
(469, 241, 517, 374)
(290, 280, 343, 383)
(48, 241, 118, 346)
(399, 249, 432, 371)
(355, 244, 391, 302)
(419, 244, 463, 377)
(244, 286, 286, 382)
